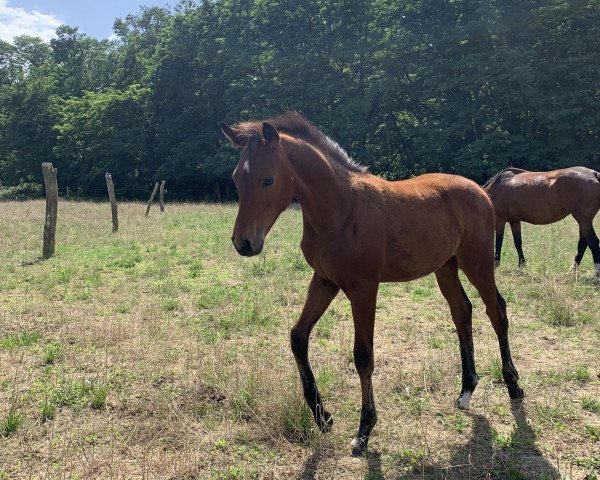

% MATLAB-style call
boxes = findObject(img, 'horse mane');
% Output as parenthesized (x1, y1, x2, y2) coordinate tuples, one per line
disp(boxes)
(234, 112, 368, 174)
(483, 167, 528, 189)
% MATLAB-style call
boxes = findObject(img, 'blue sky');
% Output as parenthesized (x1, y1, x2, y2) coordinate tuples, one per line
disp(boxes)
(0, 0, 173, 42)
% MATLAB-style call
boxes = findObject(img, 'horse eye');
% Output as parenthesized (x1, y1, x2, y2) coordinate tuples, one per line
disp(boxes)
(263, 177, 275, 187)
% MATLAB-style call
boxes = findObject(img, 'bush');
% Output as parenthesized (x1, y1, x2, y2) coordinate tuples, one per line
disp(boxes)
(0, 182, 43, 200)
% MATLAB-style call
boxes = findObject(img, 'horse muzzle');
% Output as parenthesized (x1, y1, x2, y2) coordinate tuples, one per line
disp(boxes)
(232, 237, 264, 257)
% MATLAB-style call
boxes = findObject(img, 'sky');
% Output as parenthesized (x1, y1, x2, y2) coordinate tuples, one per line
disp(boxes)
(0, 0, 173, 43)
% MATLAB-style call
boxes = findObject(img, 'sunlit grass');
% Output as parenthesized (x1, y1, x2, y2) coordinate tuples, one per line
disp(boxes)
(0, 200, 598, 479)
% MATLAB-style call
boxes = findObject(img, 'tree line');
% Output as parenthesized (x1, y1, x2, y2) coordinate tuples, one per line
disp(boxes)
(1, 0, 599, 201)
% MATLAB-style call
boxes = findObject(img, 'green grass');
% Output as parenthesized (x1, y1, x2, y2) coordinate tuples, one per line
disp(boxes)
(1, 410, 24, 437)
(581, 397, 600, 414)
(41, 343, 61, 365)
(0, 331, 40, 350)
(0, 201, 598, 479)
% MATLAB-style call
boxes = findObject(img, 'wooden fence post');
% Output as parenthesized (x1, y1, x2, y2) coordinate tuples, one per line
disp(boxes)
(105, 172, 118, 233)
(159, 180, 166, 213)
(41, 162, 58, 259)
(145, 182, 159, 217)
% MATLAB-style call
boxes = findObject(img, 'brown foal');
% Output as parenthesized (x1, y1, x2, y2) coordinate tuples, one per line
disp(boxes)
(221, 113, 523, 456)
(484, 167, 600, 280)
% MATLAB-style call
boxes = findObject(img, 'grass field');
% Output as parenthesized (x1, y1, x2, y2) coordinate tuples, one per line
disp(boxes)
(0, 200, 599, 479)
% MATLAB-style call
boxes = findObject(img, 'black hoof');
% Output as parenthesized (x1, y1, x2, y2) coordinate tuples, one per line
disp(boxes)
(508, 385, 525, 400)
(494, 260, 500, 268)
(351, 437, 368, 457)
(317, 410, 333, 433)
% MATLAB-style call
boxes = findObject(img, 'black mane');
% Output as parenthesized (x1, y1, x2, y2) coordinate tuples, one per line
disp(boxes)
(235, 112, 368, 173)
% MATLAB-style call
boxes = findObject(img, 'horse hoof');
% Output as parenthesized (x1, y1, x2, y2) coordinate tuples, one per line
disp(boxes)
(456, 391, 472, 410)
(351, 437, 368, 457)
(318, 410, 333, 433)
(508, 385, 525, 400)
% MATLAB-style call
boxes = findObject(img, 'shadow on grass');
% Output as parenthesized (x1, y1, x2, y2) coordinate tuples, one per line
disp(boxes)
(365, 401, 561, 479)
(299, 447, 326, 480)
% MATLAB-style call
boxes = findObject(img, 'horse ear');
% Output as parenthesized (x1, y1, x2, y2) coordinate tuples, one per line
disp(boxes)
(220, 122, 243, 147)
(263, 122, 280, 146)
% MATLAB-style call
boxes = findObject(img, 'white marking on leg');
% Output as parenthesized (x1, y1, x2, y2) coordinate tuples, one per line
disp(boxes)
(595, 263, 600, 279)
(456, 391, 472, 410)
(243, 160, 250, 173)
(351, 438, 359, 448)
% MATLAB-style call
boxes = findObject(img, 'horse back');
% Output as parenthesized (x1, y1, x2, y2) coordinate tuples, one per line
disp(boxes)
(487, 167, 600, 224)
(370, 173, 494, 281)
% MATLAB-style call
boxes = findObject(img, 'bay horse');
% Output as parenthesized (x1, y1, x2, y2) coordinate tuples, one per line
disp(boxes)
(484, 167, 600, 280)
(220, 113, 523, 456)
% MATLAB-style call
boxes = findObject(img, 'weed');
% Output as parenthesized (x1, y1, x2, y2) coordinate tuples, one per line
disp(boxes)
(394, 385, 427, 416)
(40, 400, 56, 423)
(428, 337, 445, 349)
(42, 343, 61, 365)
(581, 397, 600, 414)
(0, 331, 40, 350)
(540, 285, 577, 327)
(89, 384, 108, 409)
(231, 378, 258, 421)
(435, 412, 471, 433)
(162, 298, 180, 312)
(584, 424, 600, 441)
(315, 312, 335, 339)
(1, 410, 24, 437)
(390, 446, 426, 468)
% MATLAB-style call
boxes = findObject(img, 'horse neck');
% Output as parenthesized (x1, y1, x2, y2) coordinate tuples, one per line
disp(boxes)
(282, 136, 353, 235)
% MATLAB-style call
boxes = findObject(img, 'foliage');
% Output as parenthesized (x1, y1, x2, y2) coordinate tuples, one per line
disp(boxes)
(0, 1, 599, 200)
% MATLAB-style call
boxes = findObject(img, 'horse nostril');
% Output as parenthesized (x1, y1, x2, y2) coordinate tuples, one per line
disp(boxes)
(242, 239, 252, 252)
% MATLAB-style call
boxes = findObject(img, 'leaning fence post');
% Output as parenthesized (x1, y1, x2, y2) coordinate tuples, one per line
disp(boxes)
(105, 172, 118, 233)
(41, 162, 58, 259)
(159, 180, 166, 213)
(145, 182, 159, 217)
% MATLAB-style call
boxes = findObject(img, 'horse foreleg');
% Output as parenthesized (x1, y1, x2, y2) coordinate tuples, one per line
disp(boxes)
(509, 221, 526, 268)
(435, 257, 477, 410)
(346, 282, 378, 457)
(495, 220, 506, 267)
(290, 273, 339, 432)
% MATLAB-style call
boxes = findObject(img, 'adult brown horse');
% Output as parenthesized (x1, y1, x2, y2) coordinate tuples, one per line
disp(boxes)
(220, 113, 523, 456)
(484, 167, 600, 280)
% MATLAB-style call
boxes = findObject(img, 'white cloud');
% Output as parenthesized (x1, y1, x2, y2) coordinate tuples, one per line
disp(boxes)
(0, 0, 62, 43)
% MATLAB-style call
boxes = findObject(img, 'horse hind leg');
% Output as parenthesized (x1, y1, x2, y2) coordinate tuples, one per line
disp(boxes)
(495, 220, 506, 267)
(570, 235, 587, 273)
(509, 221, 526, 268)
(458, 254, 524, 400)
(435, 257, 477, 409)
(576, 220, 600, 282)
